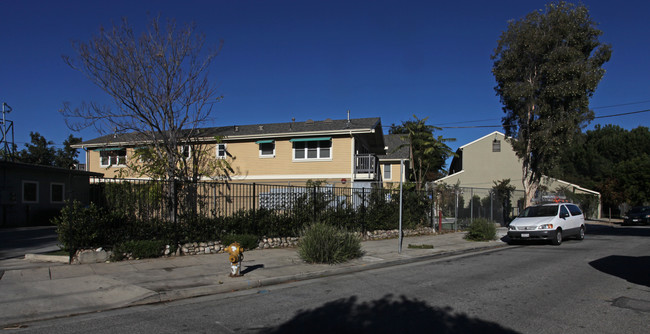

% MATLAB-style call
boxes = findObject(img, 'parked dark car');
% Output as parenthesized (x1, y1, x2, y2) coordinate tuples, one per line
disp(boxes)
(622, 206, 650, 225)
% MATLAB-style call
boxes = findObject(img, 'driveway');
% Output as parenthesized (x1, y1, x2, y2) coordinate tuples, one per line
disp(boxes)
(0, 226, 60, 260)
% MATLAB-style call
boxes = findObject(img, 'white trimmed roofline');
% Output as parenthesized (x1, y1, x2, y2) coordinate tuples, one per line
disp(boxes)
(73, 128, 376, 149)
(434, 170, 465, 183)
(459, 131, 506, 150)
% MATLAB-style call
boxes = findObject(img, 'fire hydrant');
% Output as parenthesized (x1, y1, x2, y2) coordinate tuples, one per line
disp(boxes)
(225, 242, 244, 277)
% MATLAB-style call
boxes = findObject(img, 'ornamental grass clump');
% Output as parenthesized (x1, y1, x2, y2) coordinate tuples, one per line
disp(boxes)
(298, 222, 364, 264)
(464, 218, 497, 241)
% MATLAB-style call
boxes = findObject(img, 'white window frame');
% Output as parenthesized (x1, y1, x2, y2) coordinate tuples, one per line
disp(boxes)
(99, 148, 127, 167)
(292, 140, 332, 161)
(181, 145, 192, 159)
(259, 142, 275, 158)
(50, 182, 65, 204)
(22, 180, 39, 204)
(383, 164, 392, 180)
(216, 143, 227, 159)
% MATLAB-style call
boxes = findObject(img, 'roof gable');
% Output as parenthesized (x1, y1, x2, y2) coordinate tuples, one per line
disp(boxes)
(459, 131, 505, 150)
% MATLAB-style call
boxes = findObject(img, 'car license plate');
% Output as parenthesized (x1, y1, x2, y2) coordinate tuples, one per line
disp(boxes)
(521, 233, 530, 238)
(633, 219, 640, 222)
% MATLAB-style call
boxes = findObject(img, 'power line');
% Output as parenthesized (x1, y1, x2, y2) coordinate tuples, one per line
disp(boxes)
(593, 109, 650, 119)
(425, 108, 650, 129)
(592, 100, 650, 109)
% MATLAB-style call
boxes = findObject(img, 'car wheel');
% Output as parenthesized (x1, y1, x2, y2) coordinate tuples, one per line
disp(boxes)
(576, 226, 585, 240)
(551, 229, 562, 246)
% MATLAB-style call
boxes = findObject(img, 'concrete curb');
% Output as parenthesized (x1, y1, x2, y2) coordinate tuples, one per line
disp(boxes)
(24, 254, 69, 263)
(129, 242, 510, 306)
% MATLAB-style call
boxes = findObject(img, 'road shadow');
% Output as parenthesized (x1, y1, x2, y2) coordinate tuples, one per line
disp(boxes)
(260, 294, 519, 334)
(585, 224, 650, 237)
(589, 255, 650, 287)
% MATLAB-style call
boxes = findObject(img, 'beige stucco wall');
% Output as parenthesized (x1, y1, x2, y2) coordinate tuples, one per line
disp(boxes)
(380, 160, 408, 188)
(436, 132, 523, 189)
(85, 136, 355, 183)
(226, 137, 353, 182)
(86, 148, 131, 178)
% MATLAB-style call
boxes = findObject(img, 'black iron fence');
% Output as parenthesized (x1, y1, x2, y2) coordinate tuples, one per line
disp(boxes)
(431, 184, 601, 229)
(432, 185, 526, 229)
(89, 178, 439, 234)
(91, 178, 599, 235)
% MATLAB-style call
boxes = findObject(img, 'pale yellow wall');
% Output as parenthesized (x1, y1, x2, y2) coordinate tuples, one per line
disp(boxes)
(86, 149, 131, 178)
(86, 136, 355, 183)
(380, 160, 410, 189)
(225, 137, 353, 182)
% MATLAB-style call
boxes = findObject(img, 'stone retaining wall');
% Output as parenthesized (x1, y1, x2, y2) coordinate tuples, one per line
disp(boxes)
(73, 227, 437, 263)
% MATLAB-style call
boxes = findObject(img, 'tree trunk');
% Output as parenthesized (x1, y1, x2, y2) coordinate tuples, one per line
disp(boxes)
(522, 166, 538, 208)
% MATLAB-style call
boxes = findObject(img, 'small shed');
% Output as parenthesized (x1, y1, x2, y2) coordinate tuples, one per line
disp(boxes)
(0, 161, 103, 227)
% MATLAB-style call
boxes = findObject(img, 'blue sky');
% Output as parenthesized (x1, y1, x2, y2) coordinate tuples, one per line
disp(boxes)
(2, 0, 649, 164)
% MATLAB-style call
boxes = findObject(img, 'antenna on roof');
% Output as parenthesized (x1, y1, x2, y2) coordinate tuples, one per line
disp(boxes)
(346, 109, 351, 128)
(1, 102, 16, 161)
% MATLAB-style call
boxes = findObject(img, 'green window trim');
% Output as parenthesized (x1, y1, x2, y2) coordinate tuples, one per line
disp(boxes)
(255, 139, 275, 144)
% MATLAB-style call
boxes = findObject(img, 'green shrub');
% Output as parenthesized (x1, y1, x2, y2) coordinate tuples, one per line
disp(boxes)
(298, 222, 364, 264)
(52, 200, 107, 254)
(465, 218, 497, 241)
(112, 240, 169, 260)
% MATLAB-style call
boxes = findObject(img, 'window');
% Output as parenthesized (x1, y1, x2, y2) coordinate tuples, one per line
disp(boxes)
(384, 164, 392, 180)
(292, 139, 331, 160)
(99, 148, 127, 167)
(181, 145, 192, 159)
(567, 204, 583, 216)
(560, 205, 570, 218)
(216, 143, 227, 159)
(51, 183, 65, 203)
(22, 181, 38, 203)
(257, 140, 275, 158)
(492, 140, 501, 152)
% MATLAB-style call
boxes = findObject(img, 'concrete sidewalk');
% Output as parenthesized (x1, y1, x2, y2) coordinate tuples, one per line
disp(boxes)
(0, 228, 509, 327)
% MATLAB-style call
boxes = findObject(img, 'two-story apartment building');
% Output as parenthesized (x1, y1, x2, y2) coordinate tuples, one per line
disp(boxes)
(74, 117, 409, 188)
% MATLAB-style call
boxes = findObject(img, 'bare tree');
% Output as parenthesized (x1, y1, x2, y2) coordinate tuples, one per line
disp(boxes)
(62, 16, 224, 226)
(62, 16, 223, 182)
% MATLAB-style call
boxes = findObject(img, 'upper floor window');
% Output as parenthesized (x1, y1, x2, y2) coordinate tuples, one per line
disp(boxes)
(181, 145, 191, 159)
(492, 140, 501, 152)
(256, 140, 275, 158)
(100, 148, 127, 167)
(291, 138, 331, 160)
(216, 143, 227, 159)
(383, 164, 392, 180)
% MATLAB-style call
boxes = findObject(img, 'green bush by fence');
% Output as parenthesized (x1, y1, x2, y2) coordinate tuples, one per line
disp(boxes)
(298, 222, 364, 264)
(53, 180, 436, 257)
(464, 218, 497, 241)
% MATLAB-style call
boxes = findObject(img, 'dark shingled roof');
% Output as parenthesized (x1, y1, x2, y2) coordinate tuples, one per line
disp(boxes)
(378, 134, 410, 160)
(77, 117, 382, 147)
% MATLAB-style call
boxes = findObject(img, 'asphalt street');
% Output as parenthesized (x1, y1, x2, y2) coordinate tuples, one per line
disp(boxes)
(0, 226, 59, 260)
(9, 224, 649, 334)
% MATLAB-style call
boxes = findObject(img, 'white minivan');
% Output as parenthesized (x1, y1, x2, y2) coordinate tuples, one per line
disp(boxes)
(507, 203, 586, 245)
